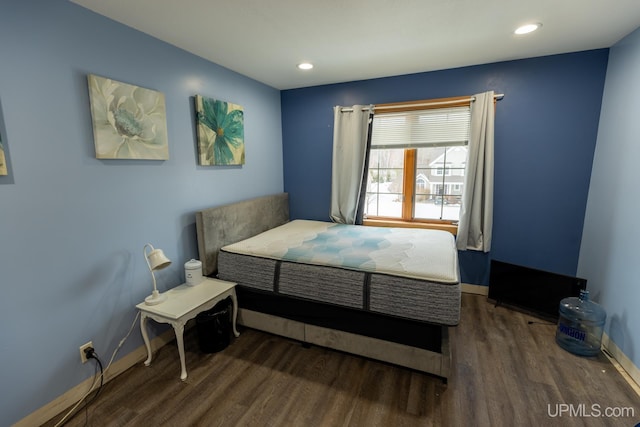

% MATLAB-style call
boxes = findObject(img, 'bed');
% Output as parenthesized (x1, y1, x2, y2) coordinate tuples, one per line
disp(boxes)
(195, 193, 460, 380)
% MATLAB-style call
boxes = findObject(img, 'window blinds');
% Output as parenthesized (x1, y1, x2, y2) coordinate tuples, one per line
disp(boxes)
(370, 106, 471, 149)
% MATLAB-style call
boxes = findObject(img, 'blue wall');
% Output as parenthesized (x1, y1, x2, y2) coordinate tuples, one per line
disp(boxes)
(0, 1, 283, 424)
(578, 26, 640, 375)
(281, 50, 609, 284)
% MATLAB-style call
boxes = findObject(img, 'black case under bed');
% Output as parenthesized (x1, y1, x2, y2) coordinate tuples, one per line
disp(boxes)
(235, 286, 443, 353)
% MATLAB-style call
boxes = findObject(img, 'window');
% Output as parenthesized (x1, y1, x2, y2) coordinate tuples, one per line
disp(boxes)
(364, 98, 471, 229)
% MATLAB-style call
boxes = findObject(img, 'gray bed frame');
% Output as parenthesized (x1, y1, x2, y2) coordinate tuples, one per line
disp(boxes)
(195, 193, 451, 379)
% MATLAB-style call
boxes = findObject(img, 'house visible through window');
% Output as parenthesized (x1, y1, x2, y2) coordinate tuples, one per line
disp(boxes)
(364, 99, 471, 228)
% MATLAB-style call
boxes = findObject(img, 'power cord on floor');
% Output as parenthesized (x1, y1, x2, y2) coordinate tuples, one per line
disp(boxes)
(80, 350, 104, 426)
(54, 350, 104, 427)
(54, 311, 140, 427)
(83, 349, 105, 406)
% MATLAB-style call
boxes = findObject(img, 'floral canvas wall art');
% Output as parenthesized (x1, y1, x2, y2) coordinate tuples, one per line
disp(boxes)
(88, 75, 169, 160)
(0, 133, 6, 175)
(195, 95, 244, 165)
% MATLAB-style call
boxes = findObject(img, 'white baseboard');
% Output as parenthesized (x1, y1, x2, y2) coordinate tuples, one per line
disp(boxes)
(601, 332, 640, 397)
(461, 283, 489, 296)
(14, 329, 175, 427)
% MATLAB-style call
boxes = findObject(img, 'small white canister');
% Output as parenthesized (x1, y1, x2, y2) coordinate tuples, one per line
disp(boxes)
(184, 259, 203, 286)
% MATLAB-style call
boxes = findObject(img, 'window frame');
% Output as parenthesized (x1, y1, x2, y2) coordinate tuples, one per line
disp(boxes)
(363, 96, 473, 234)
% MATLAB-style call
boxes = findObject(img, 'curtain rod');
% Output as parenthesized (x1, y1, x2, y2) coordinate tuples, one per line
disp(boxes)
(339, 93, 504, 112)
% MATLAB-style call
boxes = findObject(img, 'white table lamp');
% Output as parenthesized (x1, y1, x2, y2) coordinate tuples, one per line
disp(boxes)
(143, 243, 171, 305)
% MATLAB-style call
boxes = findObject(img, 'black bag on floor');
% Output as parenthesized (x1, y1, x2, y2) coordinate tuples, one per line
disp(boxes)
(195, 297, 232, 353)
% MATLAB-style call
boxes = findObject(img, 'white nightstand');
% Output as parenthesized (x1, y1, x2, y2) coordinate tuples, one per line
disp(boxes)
(136, 277, 239, 381)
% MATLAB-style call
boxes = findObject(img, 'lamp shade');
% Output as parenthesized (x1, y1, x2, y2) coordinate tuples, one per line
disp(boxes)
(147, 247, 171, 271)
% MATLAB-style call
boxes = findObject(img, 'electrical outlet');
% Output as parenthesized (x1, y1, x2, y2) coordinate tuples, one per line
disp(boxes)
(79, 341, 93, 364)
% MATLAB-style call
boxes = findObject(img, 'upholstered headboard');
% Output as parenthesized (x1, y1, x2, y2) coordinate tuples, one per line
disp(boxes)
(195, 193, 290, 277)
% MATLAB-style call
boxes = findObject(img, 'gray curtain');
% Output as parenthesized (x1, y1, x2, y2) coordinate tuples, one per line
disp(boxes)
(330, 105, 373, 224)
(457, 91, 495, 251)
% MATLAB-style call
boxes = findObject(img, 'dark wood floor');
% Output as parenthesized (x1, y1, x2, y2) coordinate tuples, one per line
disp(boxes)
(46, 294, 640, 426)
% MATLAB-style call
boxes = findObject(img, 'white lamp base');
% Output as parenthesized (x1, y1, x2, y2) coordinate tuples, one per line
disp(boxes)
(145, 290, 167, 305)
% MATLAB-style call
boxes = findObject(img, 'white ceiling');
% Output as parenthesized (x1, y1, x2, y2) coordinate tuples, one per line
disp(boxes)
(71, 0, 640, 90)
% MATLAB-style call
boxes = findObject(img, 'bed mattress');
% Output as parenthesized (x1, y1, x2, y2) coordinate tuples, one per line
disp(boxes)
(218, 220, 460, 326)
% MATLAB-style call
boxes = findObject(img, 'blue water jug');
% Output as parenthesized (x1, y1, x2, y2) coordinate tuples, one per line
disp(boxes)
(555, 290, 606, 357)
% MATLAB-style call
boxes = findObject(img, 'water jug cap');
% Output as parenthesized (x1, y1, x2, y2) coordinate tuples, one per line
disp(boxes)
(579, 289, 589, 301)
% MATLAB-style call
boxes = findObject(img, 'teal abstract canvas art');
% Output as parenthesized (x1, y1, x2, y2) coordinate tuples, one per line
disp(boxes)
(195, 94, 245, 166)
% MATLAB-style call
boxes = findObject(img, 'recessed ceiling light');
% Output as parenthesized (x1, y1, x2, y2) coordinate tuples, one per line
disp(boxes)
(297, 62, 314, 70)
(514, 23, 542, 35)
